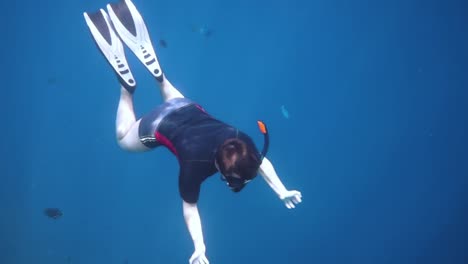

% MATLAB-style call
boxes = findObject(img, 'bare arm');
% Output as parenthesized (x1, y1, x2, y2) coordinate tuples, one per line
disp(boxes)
(258, 157, 302, 209)
(182, 201, 209, 264)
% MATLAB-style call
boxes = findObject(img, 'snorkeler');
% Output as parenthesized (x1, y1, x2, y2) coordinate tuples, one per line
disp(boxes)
(83, 1, 302, 263)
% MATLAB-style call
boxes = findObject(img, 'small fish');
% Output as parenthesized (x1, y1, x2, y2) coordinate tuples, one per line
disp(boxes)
(159, 39, 167, 48)
(44, 208, 63, 219)
(47, 77, 57, 85)
(199, 25, 213, 37)
(192, 25, 213, 38)
(281, 105, 289, 119)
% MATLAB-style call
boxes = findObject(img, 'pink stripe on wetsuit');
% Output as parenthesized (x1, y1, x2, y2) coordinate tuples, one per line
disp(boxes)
(155, 131, 178, 156)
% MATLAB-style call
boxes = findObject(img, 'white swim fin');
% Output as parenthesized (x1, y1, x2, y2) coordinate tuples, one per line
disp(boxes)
(107, 0, 164, 82)
(83, 9, 136, 90)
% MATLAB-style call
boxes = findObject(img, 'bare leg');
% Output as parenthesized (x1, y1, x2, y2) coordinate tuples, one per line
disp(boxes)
(115, 85, 150, 152)
(94, 0, 186, 150)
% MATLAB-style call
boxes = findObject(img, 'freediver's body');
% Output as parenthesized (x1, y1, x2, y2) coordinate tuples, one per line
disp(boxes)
(84, 1, 302, 263)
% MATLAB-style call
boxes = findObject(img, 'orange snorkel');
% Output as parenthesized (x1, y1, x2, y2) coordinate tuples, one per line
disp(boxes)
(257, 120, 270, 160)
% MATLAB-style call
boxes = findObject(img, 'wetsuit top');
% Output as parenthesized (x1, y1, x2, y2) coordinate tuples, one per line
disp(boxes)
(156, 103, 260, 203)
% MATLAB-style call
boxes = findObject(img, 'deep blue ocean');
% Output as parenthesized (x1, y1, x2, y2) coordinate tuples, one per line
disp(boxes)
(2, 0, 468, 263)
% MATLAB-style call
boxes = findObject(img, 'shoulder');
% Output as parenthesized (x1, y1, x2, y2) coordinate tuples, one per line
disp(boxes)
(178, 161, 216, 203)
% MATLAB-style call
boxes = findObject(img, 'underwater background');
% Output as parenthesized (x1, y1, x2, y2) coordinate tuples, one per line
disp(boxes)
(2, 0, 468, 263)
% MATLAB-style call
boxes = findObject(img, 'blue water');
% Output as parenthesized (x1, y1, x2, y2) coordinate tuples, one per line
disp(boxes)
(2, 0, 468, 263)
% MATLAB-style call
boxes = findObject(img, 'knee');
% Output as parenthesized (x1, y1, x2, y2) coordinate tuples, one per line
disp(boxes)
(116, 125, 129, 141)
(115, 127, 135, 151)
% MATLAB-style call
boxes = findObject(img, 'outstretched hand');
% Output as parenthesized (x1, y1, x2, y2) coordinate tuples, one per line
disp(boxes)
(189, 248, 209, 264)
(280, 190, 302, 209)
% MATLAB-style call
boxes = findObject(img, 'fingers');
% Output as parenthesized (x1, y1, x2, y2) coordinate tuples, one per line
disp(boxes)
(285, 199, 295, 209)
(291, 191, 302, 204)
(284, 191, 303, 209)
(292, 193, 302, 204)
(281, 190, 303, 209)
(191, 254, 209, 264)
(197, 256, 209, 264)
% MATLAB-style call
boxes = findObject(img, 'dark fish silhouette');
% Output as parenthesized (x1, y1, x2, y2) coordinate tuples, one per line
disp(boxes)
(47, 77, 57, 85)
(159, 39, 167, 48)
(44, 208, 63, 219)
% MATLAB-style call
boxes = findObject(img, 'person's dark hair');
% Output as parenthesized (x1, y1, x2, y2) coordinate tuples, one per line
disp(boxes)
(215, 138, 260, 180)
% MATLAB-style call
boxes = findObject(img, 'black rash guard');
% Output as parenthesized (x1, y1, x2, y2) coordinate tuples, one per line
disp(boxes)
(150, 102, 259, 203)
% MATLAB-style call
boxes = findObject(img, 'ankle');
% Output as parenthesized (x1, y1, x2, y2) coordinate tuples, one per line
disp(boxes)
(120, 86, 134, 97)
(121, 83, 135, 94)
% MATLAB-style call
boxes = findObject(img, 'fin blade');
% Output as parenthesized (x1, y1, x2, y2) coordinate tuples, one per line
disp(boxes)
(107, 0, 163, 81)
(84, 9, 136, 89)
